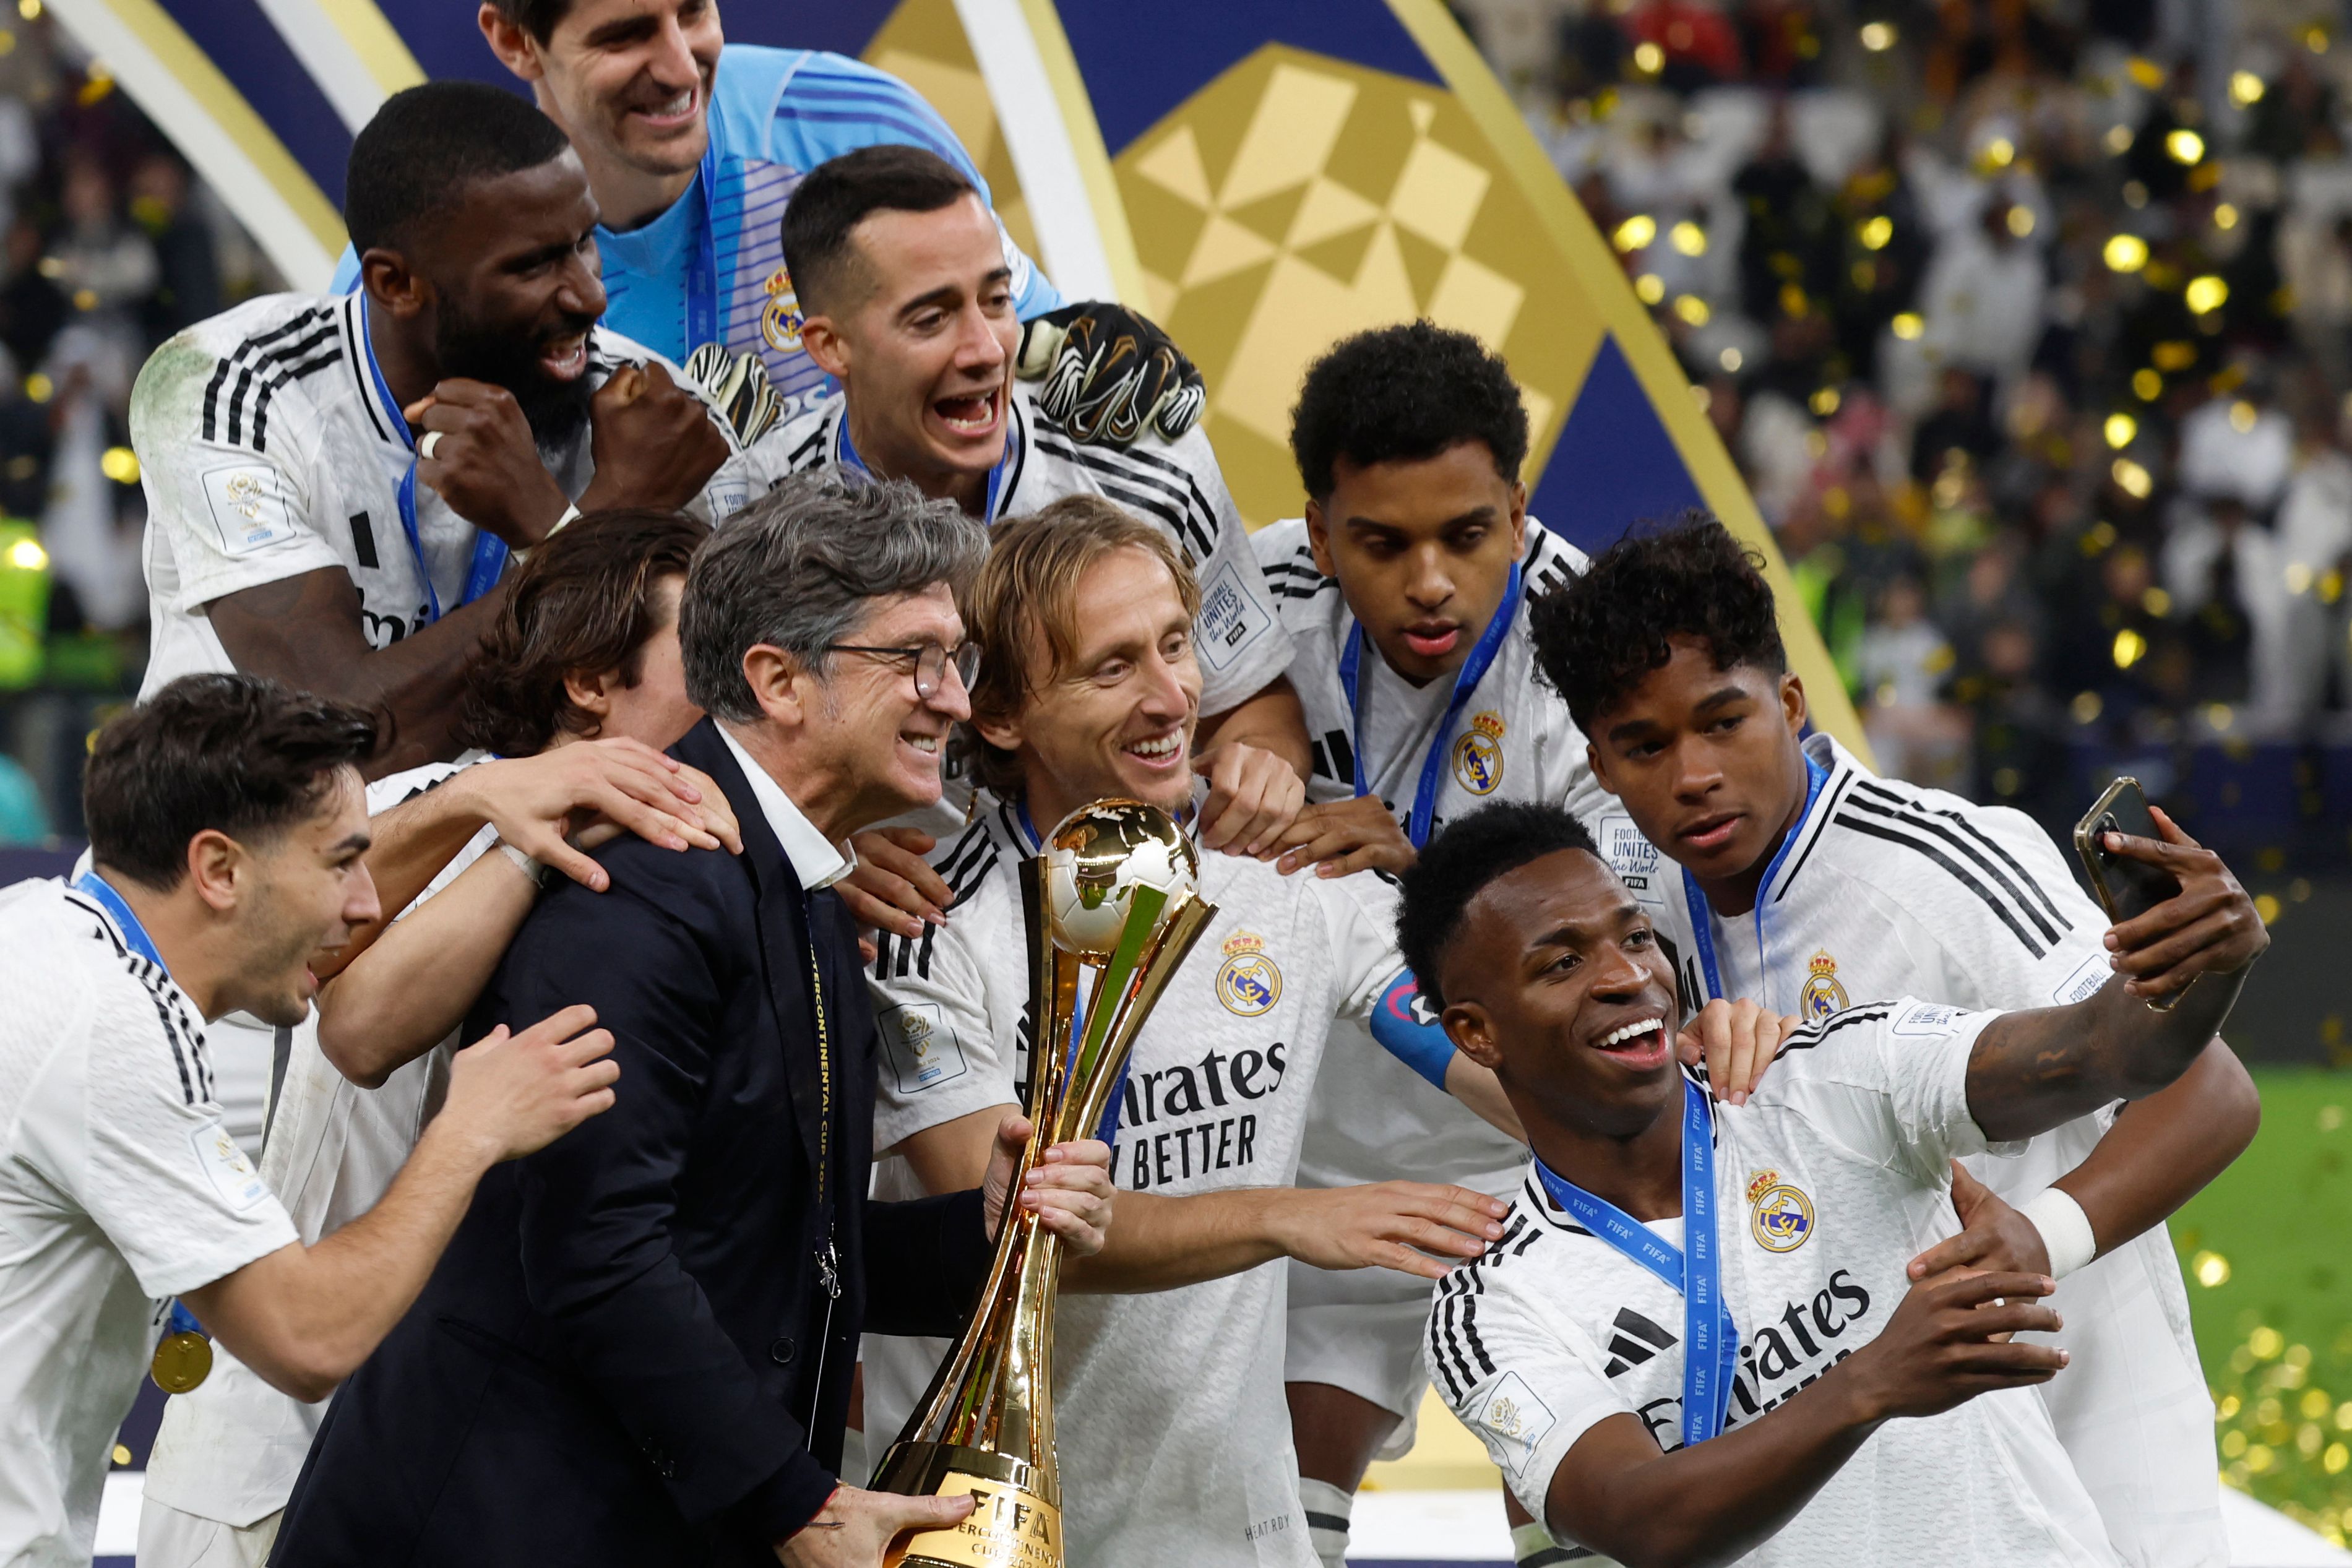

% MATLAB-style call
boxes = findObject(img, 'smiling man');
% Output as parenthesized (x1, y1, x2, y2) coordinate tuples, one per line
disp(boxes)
(740, 147, 1304, 824)
(0, 675, 621, 1567)
(134, 80, 737, 779)
(1528, 515, 2254, 1566)
(1403, 797, 2267, 1568)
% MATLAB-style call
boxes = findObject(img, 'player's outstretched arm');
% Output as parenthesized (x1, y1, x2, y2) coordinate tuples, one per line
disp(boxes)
(1540, 1270, 2064, 1568)
(1963, 811, 2267, 1145)
(179, 1006, 618, 1400)
(1063, 1180, 1508, 1294)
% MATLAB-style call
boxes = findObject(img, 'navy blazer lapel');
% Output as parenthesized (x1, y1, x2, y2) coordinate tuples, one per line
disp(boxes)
(672, 718, 827, 1187)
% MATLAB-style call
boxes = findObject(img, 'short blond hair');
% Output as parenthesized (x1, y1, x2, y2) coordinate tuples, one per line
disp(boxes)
(963, 495, 1200, 798)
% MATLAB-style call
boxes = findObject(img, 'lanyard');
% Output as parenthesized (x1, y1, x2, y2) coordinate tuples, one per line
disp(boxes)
(684, 139, 723, 351)
(357, 297, 510, 623)
(73, 869, 166, 971)
(836, 406, 1021, 522)
(1338, 561, 1523, 849)
(1681, 752, 1829, 1010)
(1532, 1077, 1738, 1447)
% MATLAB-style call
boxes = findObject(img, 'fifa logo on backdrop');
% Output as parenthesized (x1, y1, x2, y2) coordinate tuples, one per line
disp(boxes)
(1746, 1169, 1815, 1252)
(761, 267, 803, 351)
(1215, 931, 1282, 1017)
(1800, 950, 1849, 1017)
(1452, 710, 1506, 796)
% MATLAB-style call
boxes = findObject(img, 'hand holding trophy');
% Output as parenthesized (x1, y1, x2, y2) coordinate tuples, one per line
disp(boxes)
(874, 799, 1217, 1568)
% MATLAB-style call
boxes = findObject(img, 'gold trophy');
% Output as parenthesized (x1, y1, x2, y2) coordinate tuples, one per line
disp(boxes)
(876, 799, 1217, 1568)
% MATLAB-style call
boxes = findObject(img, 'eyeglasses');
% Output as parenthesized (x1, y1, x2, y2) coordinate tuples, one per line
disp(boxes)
(823, 639, 981, 699)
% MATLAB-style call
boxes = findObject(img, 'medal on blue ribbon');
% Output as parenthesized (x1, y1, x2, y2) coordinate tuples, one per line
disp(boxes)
(74, 872, 218, 1394)
(1338, 560, 1523, 850)
(1531, 1077, 1739, 1447)
(357, 298, 510, 624)
(1680, 751, 1829, 1009)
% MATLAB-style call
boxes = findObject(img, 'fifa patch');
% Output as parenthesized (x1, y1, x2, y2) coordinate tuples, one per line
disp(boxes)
(1891, 1000, 1964, 1038)
(1598, 814, 1664, 903)
(201, 463, 298, 556)
(760, 266, 804, 351)
(1799, 950, 1849, 1019)
(2053, 952, 2108, 1004)
(1467, 1372, 1557, 1477)
(1450, 711, 1506, 796)
(1214, 930, 1282, 1017)
(1746, 1170, 1814, 1252)
(192, 1121, 269, 1211)
(1193, 561, 1270, 672)
(882, 1002, 968, 1095)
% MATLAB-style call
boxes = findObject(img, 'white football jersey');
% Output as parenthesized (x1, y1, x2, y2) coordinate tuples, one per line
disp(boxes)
(140, 760, 492, 1530)
(741, 383, 1293, 716)
(1434, 1002, 2115, 1568)
(861, 794, 1429, 1568)
(130, 291, 750, 698)
(1597, 731, 2218, 1567)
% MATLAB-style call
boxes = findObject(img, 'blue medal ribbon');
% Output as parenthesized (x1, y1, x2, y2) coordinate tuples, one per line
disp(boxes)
(1531, 1078, 1739, 1447)
(357, 298, 510, 624)
(684, 140, 723, 353)
(72, 869, 166, 971)
(1338, 561, 1523, 850)
(836, 404, 1021, 523)
(1680, 751, 1829, 1009)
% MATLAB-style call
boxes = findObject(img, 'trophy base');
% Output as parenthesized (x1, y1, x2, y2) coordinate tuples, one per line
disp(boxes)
(874, 1441, 1061, 1568)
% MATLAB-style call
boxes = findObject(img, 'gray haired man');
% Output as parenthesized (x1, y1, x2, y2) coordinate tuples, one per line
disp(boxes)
(273, 475, 1118, 1568)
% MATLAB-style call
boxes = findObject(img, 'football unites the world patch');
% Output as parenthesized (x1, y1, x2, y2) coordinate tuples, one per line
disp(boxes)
(1799, 949, 1849, 1019)
(1746, 1168, 1816, 1252)
(1450, 710, 1506, 796)
(1214, 929, 1282, 1017)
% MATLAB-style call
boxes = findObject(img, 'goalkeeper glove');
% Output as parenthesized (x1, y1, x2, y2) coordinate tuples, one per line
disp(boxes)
(1016, 302, 1206, 446)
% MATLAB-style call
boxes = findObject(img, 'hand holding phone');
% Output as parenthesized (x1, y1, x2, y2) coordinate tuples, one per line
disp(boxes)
(2072, 780, 2267, 1008)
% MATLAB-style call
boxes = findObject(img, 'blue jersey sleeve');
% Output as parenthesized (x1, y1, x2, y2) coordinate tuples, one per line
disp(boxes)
(1368, 971, 1457, 1090)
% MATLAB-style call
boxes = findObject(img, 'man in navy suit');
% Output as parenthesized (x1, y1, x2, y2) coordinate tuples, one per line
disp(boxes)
(275, 475, 1117, 1567)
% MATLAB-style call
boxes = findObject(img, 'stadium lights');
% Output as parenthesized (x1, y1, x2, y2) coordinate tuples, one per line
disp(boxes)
(2104, 413, 2138, 448)
(1633, 41, 1665, 74)
(2104, 233, 2149, 272)
(1859, 215, 1893, 250)
(1670, 220, 1707, 256)
(2229, 399, 2258, 431)
(2215, 202, 2239, 230)
(1982, 137, 2015, 168)
(2007, 205, 2036, 238)
(15, 0, 37, 19)
(2134, 368, 2163, 400)
(4, 538, 43, 572)
(2112, 627, 2148, 667)
(1719, 347, 1744, 372)
(1810, 387, 1842, 416)
(1634, 274, 1665, 304)
(1613, 213, 1657, 252)
(99, 446, 139, 484)
(2230, 70, 2266, 105)
(2105, 124, 2134, 154)
(2112, 457, 2153, 497)
(2166, 128, 2206, 165)
(2186, 274, 2228, 313)
(1891, 311, 1924, 340)
(1673, 294, 1710, 325)
(1859, 21, 1897, 51)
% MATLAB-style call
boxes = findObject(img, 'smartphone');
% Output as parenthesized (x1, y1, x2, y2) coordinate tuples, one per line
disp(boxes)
(2072, 776, 2182, 1010)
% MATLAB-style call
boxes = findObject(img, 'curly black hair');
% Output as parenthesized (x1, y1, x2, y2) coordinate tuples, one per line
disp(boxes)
(1397, 800, 1598, 1010)
(1527, 510, 1785, 733)
(1289, 321, 1528, 501)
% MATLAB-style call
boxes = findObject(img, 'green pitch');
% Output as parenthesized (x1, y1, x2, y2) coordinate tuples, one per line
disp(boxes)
(2170, 1067, 2351, 1545)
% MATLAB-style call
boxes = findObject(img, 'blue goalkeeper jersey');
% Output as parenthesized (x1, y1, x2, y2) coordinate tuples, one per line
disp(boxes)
(332, 45, 1061, 406)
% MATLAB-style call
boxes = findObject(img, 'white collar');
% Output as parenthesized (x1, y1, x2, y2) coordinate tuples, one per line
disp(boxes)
(716, 723, 856, 892)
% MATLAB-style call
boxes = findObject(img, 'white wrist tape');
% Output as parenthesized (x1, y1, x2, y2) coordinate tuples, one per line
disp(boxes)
(2019, 1187, 2097, 1280)
(495, 840, 547, 889)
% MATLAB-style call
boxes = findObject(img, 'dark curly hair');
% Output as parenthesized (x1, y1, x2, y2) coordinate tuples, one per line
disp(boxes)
(1289, 321, 1528, 501)
(1527, 510, 1785, 733)
(1398, 800, 1600, 1009)
(454, 509, 708, 758)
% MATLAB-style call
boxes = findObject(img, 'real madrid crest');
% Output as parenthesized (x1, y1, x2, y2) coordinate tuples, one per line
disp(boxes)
(1799, 950, 1848, 1019)
(1450, 710, 1506, 796)
(760, 265, 804, 351)
(1215, 930, 1282, 1017)
(1746, 1168, 1815, 1252)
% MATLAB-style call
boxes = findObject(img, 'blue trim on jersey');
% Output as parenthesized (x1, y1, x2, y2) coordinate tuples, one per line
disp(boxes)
(1368, 971, 1454, 1090)
(1532, 1078, 1739, 1448)
(1681, 752, 1831, 1007)
(73, 870, 168, 973)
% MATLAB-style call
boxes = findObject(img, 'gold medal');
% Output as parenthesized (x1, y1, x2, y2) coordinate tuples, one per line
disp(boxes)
(151, 1329, 212, 1394)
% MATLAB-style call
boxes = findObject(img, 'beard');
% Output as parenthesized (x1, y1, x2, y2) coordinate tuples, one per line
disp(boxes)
(434, 296, 597, 453)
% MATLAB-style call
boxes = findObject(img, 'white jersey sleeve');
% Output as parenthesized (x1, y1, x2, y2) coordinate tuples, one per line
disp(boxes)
(1307, 869, 1412, 1022)
(129, 300, 346, 609)
(1928, 799, 2114, 1010)
(1428, 1233, 1632, 1520)
(17, 961, 296, 1299)
(1760, 996, 2007, 1186)
(865, 820, 1028, 1152)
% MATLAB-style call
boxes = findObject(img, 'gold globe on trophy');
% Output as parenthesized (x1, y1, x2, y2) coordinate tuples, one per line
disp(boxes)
(875, 799, 1217, 1568)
